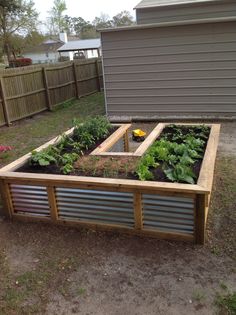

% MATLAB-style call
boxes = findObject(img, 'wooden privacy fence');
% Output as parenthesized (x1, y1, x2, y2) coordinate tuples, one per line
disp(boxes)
(0, 58, 103, 127)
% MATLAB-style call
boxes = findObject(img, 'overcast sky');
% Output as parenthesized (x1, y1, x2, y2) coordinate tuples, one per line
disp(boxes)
(34, 0, 138, 22)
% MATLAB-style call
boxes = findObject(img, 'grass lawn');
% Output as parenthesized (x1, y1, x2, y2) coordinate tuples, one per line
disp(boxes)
(0, 93, 105, 168)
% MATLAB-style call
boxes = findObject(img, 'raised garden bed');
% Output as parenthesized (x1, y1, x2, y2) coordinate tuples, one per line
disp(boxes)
(0, 121, 220, 244)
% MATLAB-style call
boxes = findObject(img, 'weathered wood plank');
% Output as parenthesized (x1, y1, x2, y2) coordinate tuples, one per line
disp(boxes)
(47, 186, 58, 222)
(42, 67, 52, 111)
(195, 194, 207, 244)
(134, 192, 143, 230)
(134, 123, 166, 156)
(0, 77, 10, 125)
(197, 124, 221, 191)
(0, 180, 13, 218)
(0, 172, 208, 194)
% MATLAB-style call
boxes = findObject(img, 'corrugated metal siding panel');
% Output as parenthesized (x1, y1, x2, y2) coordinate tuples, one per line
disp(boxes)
(142, 194, 194, 234)
(56, 188, 134, 227)
(136, 1, 236, 24)
(101, 21, 236, 116)
(108, 136, 125, 152)
(10, 184, 50, 217)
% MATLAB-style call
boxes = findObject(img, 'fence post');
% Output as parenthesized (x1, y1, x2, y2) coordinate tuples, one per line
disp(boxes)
(73, 62, 80, 99)
(42, 67, 52, 111)
(95, 59, 101, 92)
(0, 77, 10, 126)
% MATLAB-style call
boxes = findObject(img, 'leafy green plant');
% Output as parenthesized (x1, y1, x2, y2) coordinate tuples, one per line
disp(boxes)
(141, 154, 159, 168)
(73, 116, 112, 143)
(136, 124, 209, 183)
(164, 164, 196, 184)
(59, 153, 79, 174)
(59, 153, 78, 165)
(184, 136, 205, 152)
(60, 163, 74, 175)
(136, 163, 154, 181)
(30, 146, 59, 166)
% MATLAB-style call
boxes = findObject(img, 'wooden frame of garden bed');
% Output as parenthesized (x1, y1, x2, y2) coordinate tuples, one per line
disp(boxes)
(0, 123, 220, 244)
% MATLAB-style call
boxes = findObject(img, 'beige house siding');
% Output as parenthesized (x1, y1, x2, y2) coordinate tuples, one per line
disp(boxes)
(136, 0, 236, 24)
(101, 20, 236, 119)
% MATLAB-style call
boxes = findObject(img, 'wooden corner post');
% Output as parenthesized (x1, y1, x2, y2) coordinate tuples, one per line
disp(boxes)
(0, 180, 13, 219)
(195, 193, 207, 245)
(134, 192, 143, 230)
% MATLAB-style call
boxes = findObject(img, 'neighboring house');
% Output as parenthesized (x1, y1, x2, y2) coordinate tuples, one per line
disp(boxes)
(23, 33, 78, 64)
(100, 0, 236, 120)
(57, 38, 101, 60)
(23, 39, 63, 64)
(135, 0, 236, 24)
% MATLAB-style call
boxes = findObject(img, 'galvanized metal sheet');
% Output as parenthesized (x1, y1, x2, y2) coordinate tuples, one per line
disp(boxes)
(56, 187, 134, 227)
(142, 193, 194, 234)
(10, 184, 50, 217)
(108, 137, 125, 152)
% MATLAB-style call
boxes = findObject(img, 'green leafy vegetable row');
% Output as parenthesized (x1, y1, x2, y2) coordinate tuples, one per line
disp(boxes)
(136, 125, 209, 184)
(30, 116, 112, 174)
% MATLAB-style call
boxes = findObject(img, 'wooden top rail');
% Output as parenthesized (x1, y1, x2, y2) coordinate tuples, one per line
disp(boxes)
(0, 171, 208, 194)
(74, 59, 98, 66)
(197, 124, 221, 191)
(3, 68, 42, 78)
(45, 63, 73, 71)
(134, 123, 165, 156)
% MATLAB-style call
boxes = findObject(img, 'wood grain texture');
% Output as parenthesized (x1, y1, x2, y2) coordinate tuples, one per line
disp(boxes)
(134, 123, 165, 156)
(134, 192, 143, 230)
(195, 194, 206, 245)
(197, 124, 221, 191)
(47, 186, 58, 222)
(0, 180, 12, 218)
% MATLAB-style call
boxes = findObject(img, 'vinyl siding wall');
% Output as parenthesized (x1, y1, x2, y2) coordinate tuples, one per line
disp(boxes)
(101, 21, 236, 119)
(136, 1, 236, 24)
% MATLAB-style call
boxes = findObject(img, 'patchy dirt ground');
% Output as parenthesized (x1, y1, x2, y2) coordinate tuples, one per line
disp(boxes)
(0, 119, 236, 315)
